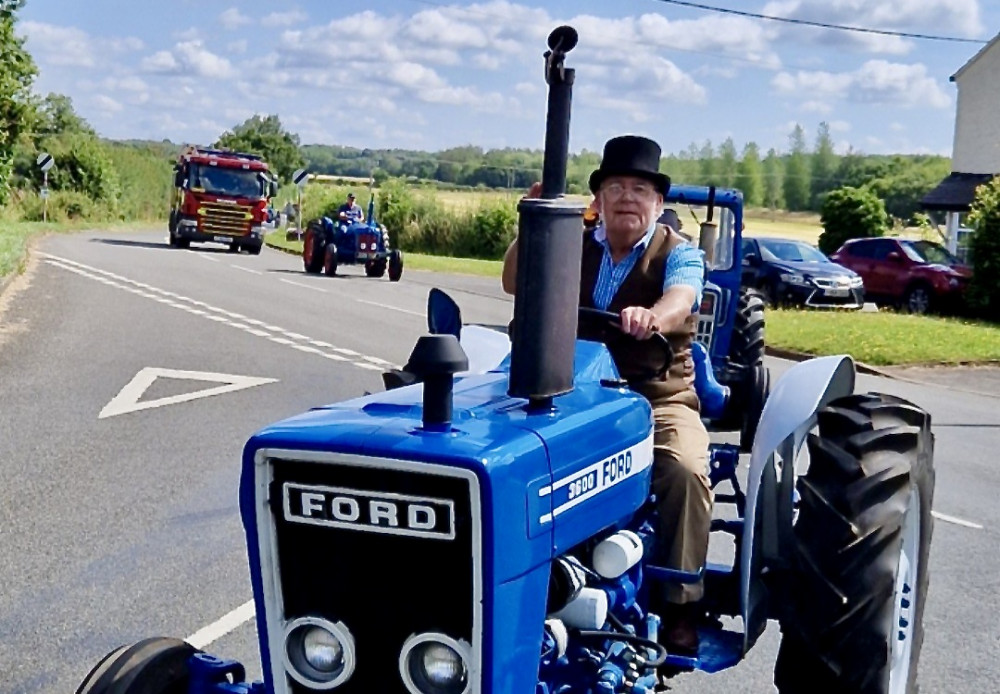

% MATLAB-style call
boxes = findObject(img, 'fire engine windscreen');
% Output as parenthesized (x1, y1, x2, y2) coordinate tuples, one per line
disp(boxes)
(189, 164, 268, 199)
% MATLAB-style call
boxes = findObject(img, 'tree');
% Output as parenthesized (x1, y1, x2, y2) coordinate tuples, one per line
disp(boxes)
(966, 176, 1000, 320)
(763, 148, 784, 210)
(736, 142, 764, 207)
(717, 137, 738, 189)
(784, 124, 811, 211)
(36, 93, 94, 137)
(811, 122, 838, 208)
(0, 0, 37, 204)
(698, 140, 716, 185)
(818, 186, 889, 255)
(214, 114, 304, 183)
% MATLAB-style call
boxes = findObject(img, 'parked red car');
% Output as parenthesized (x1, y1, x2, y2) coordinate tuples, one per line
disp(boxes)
(830, 237, 972, 314)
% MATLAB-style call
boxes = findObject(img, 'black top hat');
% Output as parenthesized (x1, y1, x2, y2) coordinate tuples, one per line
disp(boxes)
(589, 135, 671, 195)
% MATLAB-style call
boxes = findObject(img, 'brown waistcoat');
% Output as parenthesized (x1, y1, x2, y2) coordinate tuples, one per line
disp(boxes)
(578, 225, 699, 404)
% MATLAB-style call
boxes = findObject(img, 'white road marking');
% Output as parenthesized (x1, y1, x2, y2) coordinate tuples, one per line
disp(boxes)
(932, 511, 983, 530)
(190, 252, 220, 263)
(99, 367, 278, 419)
(355, 298, 424, 317)
(185, 600, 256, 650)
(42, 254, 402, 372)
(230, 265, 262, 276)
(280, 278, 327, 293)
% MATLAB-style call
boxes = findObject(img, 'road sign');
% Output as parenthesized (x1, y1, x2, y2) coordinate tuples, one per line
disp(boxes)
(36, 152, 54, 172)
(292, 168, 308, 188)
(98, 367, 278, 419)
(40, 187, 49, 200)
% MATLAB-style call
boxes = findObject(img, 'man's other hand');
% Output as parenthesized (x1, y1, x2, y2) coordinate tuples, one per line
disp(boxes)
(619, 306, 659, 340)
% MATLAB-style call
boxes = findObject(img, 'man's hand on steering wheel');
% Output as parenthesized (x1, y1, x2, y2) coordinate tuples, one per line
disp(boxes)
(619, 306, 659, 341)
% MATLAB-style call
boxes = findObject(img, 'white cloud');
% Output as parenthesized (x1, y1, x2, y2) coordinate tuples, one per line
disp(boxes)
(20, 21, 96, 67)
(93, 95, 124, 113)
(219, 8, 252, 30)
(228, 40, 248, 55)
(762, 0, 985, 54)
(141, 41, 234, 79)
(890, 122, 906, 132)
(262, 10, 308, 28)
(800, 100, 833, 114)
(515, 82, 539, 94)
(828, 120, 851, 133)
(773, 60, 951, 108)
(103, 76, 149, 93)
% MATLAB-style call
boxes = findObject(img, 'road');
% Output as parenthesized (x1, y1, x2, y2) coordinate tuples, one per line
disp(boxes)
(0, 229, 996, 693)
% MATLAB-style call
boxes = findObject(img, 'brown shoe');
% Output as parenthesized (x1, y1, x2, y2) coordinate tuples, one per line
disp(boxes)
(658, 603, 701, 656)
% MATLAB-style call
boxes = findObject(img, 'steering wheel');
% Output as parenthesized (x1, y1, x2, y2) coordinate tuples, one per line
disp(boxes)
(578, 306, 674, 380)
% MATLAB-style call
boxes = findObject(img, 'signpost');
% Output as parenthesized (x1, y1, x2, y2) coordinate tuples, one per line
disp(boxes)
(291, 168, 308, 239)
(37, 152, 54, 222)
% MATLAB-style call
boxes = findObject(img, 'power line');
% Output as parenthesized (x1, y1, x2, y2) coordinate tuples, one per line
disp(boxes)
(651, 0, 989, 44)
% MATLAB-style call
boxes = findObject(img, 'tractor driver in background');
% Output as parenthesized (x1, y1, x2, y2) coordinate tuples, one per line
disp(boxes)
(501, 135, 711, 655)
(337, 192, 365, 225)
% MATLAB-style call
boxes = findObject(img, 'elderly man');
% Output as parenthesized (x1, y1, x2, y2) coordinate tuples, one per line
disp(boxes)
(501, 135, 711, 654)
(337, 192, 365, 224)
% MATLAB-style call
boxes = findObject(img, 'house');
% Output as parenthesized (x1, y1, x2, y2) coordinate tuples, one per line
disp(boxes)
(921, 32, 1000, 254)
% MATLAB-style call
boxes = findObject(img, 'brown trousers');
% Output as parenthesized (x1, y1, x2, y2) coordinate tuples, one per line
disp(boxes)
(646, 391, 713, 604)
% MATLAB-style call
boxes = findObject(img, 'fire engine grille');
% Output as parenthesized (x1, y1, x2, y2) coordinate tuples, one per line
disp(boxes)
(263, 454, 481, 694)
(201, 201, 252, 235)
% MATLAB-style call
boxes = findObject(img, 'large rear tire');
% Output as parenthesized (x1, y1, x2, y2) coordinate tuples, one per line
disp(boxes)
(303, 225, 325, 274)
(729, 288, 768, 450)
(76, 637, 198, 694)
(324, 243, 339, 276)
(388, 250, 403, 282)
(774, 393, 934, 694)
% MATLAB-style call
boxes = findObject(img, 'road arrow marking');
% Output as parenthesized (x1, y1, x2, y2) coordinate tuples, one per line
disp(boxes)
(99, 367, 278, 419)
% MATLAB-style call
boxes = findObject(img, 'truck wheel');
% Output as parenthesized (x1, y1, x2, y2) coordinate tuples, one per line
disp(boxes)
(247, 243, 262, 256)
(76, 637, 198, 694)
(774, 393, 934, 694)
(324, 243, 339, 276)
(366, 259, 387, 278)
(168, 211, 178, 235)
(729, 288, 768, 450)
(303, 227, 325, 274)
(228, 242, 240, 253)
(388, 250, 403, 282)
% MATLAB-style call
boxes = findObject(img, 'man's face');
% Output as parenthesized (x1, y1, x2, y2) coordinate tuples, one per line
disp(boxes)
(595, 175, 663, 241)
(347, 197, 355, 206)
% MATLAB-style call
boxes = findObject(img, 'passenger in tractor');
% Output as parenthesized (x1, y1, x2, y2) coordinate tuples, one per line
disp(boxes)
(502, 135, 711, 655)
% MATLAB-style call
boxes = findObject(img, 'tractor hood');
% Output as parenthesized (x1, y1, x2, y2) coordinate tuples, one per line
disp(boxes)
(239, 339, 654, 694)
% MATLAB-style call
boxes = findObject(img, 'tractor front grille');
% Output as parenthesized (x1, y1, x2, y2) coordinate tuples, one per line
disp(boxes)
(256, 451, 482, 694)
(201, 201, 252, 235)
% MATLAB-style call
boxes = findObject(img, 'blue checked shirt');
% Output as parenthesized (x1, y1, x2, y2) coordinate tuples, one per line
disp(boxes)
(591, 223, 704, 312)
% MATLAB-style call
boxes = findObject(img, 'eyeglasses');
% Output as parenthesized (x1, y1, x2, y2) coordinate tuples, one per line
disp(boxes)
(600, 181, 658, 200)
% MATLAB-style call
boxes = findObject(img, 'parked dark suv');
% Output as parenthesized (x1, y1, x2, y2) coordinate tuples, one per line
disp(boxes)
(741, 237, 865, 309)
(830, 237, 972, 314)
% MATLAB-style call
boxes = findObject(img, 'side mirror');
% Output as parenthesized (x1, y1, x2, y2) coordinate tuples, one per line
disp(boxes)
(174, 170, 185, 188)
(427, 288, 462, 340)
(270, 180, 279, 198)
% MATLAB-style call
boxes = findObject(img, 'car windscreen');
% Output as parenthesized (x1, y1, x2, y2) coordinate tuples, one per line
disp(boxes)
(189, 164, 265, 199)
(757, 238, 828, 263)
(901, 240, 959, 266)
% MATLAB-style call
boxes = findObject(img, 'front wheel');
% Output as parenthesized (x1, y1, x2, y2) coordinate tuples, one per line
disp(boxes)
(388, 250, 403, 282)
(774, 393, 934, 694)
(366, 258, 387, 278)
(303, 226, 325, 274)
(324, 243, 339, 276)
(76, 637, 198, 694)
(903, 284, 933, 315)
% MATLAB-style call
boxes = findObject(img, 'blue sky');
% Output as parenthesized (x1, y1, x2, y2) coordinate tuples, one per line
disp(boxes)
(17, 0, 1000, 157)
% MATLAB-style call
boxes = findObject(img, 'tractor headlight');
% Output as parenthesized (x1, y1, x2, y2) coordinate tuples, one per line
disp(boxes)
(284, 617, 355, 689)
(400, 633, 470, 694)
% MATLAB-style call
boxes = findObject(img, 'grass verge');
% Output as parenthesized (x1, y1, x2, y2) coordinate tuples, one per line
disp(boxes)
(0, 219, 161, 281)
(768, 308, 1000, 366)
(264, 231, 504, 278)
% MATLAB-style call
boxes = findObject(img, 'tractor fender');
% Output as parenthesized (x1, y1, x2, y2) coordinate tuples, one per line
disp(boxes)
(739, 354, 855, 654)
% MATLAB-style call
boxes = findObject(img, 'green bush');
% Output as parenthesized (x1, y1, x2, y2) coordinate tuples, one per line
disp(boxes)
(16, 190, 104, 222)
(456, 199, 518, 259)
(37, 133, 121, 209)
(818, 186, 888, 255)
(104, 141, 173, 221)
(967, 176, 1000, 321)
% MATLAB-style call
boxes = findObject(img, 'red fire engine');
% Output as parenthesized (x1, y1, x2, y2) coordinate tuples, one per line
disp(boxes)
(168, 146, 278, 254)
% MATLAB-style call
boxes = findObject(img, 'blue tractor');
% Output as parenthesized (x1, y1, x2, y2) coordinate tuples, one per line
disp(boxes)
(659, 185, 768, 452)
(302, 194, 403, 280)
(76, 26, 934, 694)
